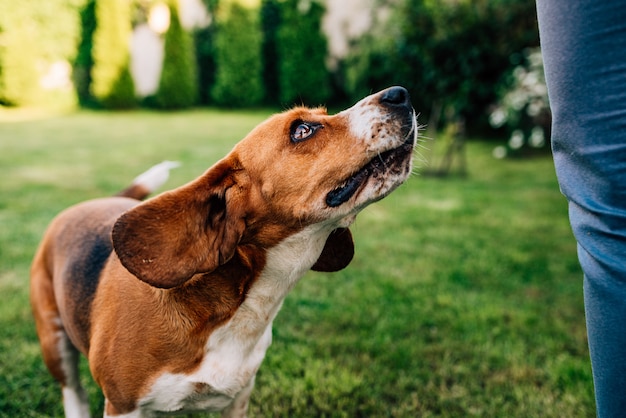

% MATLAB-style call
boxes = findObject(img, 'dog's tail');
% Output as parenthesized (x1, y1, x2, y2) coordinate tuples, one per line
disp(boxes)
(116, 161, 180, 200)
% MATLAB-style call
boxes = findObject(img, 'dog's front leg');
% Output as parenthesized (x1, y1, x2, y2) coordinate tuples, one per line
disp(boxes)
(221, 376, 255, 418)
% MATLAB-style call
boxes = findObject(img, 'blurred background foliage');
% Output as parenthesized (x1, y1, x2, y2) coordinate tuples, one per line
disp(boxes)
(90, 0, 136, 109)
(154, 0, 199, 108)
(0, 0, 541, 135)
(211, 0, 265, 106)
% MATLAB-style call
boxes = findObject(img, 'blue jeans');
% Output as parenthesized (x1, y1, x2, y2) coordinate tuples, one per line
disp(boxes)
(536, 1, 626, 416)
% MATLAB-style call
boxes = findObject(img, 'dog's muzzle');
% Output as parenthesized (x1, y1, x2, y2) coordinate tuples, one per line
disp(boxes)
(326, 87, 416, 208)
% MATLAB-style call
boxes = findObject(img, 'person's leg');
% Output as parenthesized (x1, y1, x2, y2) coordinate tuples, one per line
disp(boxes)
(536, 1, 626, 416)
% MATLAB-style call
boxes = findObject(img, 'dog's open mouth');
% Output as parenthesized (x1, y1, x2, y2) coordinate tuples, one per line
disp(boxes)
(326, 136, 414, 208)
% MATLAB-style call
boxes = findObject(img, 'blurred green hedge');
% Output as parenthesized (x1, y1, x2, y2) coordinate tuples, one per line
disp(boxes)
(154, 0, 199, 109)
(0, 0, 538, 132)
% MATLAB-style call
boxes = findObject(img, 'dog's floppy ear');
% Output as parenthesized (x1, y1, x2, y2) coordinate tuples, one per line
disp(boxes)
(311, 228, 354, 272)
(112, 159, 247, 289)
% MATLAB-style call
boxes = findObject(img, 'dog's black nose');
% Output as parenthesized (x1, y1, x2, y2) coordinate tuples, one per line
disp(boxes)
(380, 86, 411, 109)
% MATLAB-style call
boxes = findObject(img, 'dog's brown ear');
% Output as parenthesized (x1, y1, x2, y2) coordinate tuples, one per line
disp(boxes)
(112, 159, 247, 289)
(311, 228, 354, 272)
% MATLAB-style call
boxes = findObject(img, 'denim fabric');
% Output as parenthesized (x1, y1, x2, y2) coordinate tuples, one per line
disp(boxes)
(536, 1, 626, 416)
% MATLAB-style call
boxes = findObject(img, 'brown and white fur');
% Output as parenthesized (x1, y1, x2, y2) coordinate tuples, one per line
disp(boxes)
(30, 87, 417, 417)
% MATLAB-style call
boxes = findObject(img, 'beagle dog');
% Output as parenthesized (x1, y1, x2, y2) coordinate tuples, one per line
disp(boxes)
(30, 86, 417, 417)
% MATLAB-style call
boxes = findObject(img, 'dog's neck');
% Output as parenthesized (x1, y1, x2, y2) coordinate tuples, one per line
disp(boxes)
(159, 224, 334, 339)
(242, 223, 333, 316)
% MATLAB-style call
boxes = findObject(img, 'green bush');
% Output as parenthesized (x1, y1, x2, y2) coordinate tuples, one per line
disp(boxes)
(194, 27, 216, 105)
(0, 26, 40, 106)
(344, 0, 539, 130)
(276, 0, 329, 106)
(194, 0, 219, 105)
(74, 0, 97, 107)
(0, 0, 85, 108)
(90, 0, 135, 109)
(211, 0, 264, 107)
(154, 1, 198, 109)
(260, 0, 281, 105)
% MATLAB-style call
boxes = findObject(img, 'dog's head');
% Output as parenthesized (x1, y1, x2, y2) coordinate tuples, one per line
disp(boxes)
(112, 87, 417, 288)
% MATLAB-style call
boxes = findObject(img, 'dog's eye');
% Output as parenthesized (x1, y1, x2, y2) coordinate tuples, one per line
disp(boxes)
(291, 122, 321, 143)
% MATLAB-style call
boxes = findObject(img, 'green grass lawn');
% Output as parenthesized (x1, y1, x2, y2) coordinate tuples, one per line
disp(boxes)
(0, 109, 593, 417)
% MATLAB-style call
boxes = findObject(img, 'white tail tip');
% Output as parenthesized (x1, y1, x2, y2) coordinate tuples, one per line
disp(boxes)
(132, 160, 181, 193)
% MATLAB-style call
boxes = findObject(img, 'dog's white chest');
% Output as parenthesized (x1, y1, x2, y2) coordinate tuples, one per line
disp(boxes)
(137, 226, 331, 415)
(138, 324, 273, 414)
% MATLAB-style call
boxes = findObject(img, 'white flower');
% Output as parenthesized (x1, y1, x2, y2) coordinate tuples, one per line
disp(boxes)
(527, 100, 543, 117)
(509, 130, 524, 149)
(493, 146, 508, 159)
(527, 50, 544, 67)
(489, 108, 507, 128)
(509, 91, 527, 111)
(529, 127, 546, 148)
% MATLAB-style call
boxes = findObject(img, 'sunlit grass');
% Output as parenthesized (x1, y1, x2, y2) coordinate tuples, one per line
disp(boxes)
(0, 110, 592, 417)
